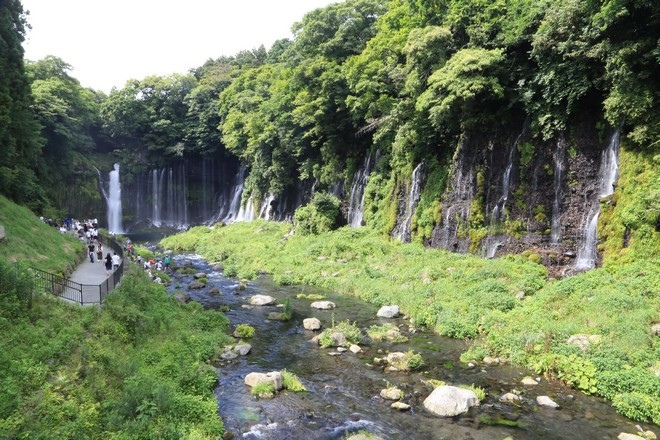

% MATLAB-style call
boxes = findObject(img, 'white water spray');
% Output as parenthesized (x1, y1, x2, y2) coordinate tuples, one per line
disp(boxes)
(573, 131, 620, 270)
(106, 163, 123, 233)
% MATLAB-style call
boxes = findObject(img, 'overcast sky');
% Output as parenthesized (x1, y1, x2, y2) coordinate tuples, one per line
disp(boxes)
(20, 0, 340, 93)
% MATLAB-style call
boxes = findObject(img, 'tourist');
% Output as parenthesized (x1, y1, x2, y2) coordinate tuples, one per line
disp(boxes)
(96, 243, 103, 263)
(88, 242, 95, 263)
(112, 252, 121, 271)
(104, 253, 113, 276)
(164, 255, 170, 271)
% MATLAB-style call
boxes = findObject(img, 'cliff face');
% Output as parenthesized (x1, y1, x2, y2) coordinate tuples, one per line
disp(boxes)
(100, 118, 644, 276)
(414, 121, 620, 276)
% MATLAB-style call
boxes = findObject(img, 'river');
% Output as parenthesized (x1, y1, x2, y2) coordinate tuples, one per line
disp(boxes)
(167, 254, 639, 440)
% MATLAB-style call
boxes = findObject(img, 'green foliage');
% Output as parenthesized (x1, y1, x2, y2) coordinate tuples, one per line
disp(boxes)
(459, 384, 486, 401)
(281, 370, 307, 392)
(233, 324, 255, 339)
(0, 195, 83, 274)
(367, 323, 409, 343)
(294, 192, 341, 236)
(250, 382, 276, 399)
(389, 350, 424, 371)
(612, 392, 660, 425)
(318, 320, 363, 347)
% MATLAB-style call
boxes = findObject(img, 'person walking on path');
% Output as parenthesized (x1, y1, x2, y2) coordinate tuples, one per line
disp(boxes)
(104, 253, 113, 276)
(88, 242, 95, 263)
(112, 252, 121, 271)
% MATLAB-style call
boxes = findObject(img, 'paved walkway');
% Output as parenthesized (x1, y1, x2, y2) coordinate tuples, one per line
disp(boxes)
(69, 257, 110, 285)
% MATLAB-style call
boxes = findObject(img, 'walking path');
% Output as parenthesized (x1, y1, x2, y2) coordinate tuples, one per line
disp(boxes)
(69, 258, 110, 285)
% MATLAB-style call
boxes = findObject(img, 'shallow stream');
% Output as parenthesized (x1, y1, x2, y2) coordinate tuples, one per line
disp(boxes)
(168, 254, 639, 440)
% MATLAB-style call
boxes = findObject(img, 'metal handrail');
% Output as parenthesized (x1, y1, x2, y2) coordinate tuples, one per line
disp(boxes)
(29, 234, 125, 306)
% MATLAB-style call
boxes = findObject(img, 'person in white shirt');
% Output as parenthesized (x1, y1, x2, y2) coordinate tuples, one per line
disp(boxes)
(111, 252, 121, 270)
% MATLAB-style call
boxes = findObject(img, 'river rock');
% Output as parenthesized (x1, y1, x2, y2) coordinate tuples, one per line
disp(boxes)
(381, 386, 404, 400)
(234, 343, 252, 355)
(483, 356, 500, 366)
(349, 344, 362, 354)
(188, 281, 205, 289)
(537, 395, 559, 408)
(212, 264, 223, 272)
(618, 434, 646, 440)
(423, 386, 480, 417)
(651, 323, 660, 336)
(249, 294, 277, 306)
(311, 301, 335, 310)
(221, 350, 238, 360)
(499, 392, 521, 403)
(209, 287, 221, 296)
(521, 376, 539, 385)
(175, 292, 191, 302)
(391, 402, 411, 411)
(194, 272, 207, 279)
(386, 352, 405, 364)
(377, 305, 400, 318)
(303, 318, 322, 330)
(244, 372, 283, 390)
(328, 331, 347, 347)
(567, 334, 601, 351)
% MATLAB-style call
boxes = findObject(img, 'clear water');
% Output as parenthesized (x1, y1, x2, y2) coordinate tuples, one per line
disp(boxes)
(169, 254, 639, 440)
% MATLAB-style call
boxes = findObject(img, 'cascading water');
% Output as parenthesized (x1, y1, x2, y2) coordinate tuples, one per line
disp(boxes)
(96, 163, 124, 233)
(393, 163, 424, 242)
(348, 152, 377, 227)
(550, 137, 567, 244)
(573, 131, 620, 270)
(107, 164, 124, 233)
(490, 138, 518, 225)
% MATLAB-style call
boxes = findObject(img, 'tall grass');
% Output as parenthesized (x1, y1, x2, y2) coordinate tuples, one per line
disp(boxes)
(162, 220, 659, 423)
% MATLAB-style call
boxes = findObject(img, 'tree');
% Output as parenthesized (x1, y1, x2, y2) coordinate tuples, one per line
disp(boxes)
(0, 0, 45, 209)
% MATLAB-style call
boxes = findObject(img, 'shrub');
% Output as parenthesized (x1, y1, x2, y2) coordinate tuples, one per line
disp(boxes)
(294, 193, 341, 235)
(250, 382, 276, 399)
(281, 370, 306, 392)
(389, 350, 424, 371)
(233, 324, 255, 339)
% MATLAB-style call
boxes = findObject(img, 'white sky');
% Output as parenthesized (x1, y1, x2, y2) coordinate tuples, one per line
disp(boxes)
(21, 0, 340, 93)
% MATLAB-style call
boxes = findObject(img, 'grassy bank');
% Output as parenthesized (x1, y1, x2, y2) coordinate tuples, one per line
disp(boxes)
(0, 194, 83, 274)
(0, 196, 233, 438)
(162, 221, 659, 424)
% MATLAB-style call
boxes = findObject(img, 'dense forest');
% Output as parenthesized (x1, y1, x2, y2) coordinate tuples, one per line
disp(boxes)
(1, 0, 659, 436)
(1, 0, 658, 271)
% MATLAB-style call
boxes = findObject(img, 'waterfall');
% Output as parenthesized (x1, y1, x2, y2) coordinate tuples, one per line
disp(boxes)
(490, 138, 518, 224)
(152, 169, 162, 227)
(393, 163, 424, 242)
(107, 164, 124, 233)
(222, 166, 246, 222)
(236, 196, 256, 222)
(550, 137, 567, 243)
(96, 163, 124, 233)
(348, 152, 376, 227)
(573, 131, 620, 270)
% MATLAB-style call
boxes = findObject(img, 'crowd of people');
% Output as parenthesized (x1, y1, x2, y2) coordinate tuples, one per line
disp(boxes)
(40, 215, 171, 284)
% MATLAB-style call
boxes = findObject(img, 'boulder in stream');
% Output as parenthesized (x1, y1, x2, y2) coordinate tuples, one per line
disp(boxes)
(380, 386, 404, 400)
(377, 305, 400, 318)
(249, 294, 277, 306)
(234, 343, 252, 355)
(188, 281, 205, 289)
(209, 287, 221, 296)
(194, 272, 207, 279)
(175, 292, 191, 302)
(311, 301, 335, 310)
(423, 385, 480, 417)
(391, 402, 411, 411)
(244, 371, 283, 390)
(537, 395, 559, 408)
(303, 318, 322, 330)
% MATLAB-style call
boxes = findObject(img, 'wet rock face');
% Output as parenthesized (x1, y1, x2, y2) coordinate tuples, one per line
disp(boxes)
(428, 119, 610, 275)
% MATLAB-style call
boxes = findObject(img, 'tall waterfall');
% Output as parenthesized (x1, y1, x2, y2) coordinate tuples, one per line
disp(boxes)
(490, 137, 519, 225)
(96, 163, 124, 233)
(393, 163, 425, 242)
(573, 131, 620, 270)
(348, 152, 377, 227)
(550, 137, 567, 243)
(107, 164, 124, 233)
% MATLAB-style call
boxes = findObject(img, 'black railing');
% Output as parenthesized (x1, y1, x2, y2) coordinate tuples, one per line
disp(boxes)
(29, 234, 125, 306)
